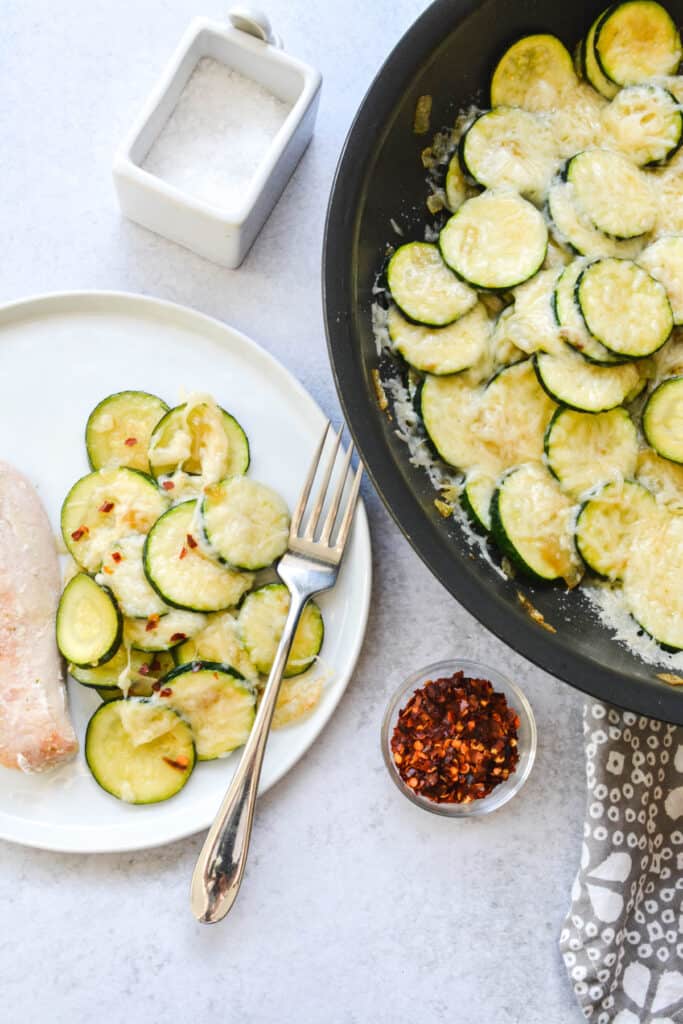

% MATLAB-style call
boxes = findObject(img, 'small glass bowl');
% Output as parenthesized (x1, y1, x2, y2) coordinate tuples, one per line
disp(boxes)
(381, 658, 537, 817)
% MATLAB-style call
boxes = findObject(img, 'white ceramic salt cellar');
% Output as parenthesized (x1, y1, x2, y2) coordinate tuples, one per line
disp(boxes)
(113, 9, 321, 268)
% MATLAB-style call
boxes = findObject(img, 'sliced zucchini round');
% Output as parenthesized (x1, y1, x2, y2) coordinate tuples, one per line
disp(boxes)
(238, 584, 324, 678)
(445, 153, 467, 212)
(61, 467, 167, 572)
(70, 647, 175, 691)
(421, 373, 488, 472)
(636, 448, 683, 509)
(623, 510, 683, 649)
(159, 663, 256, 760)
(57, 573, 122, 668)
(85, 391, 169, 473)
(271, 675, 324, 730)
(553, 259, 622, 364)
(582, 17, 619, 99)
(144, 501, 254, 612)
(98, 533, 167, 619)
(642, 376, 683, 463)
(638, 236, 683, 324)
(534, 349, 644, 412)
(576, 480, 657, 579)
(200, 477, 290, 570)
(505, 268, 565, 357)
(602, 84, 682, 165)
(461, 473, 495, 533)
(148, 400, 250, 482)
(85, 698, 195, 803)
(544, 406, 638, 498)
(387, 302, 490, 375)
(490, 34, 578, 111)
(577, 258, 673, 358)
(490, 463, 580, 582)
(386, 242, 477, 326)
(479, 359, 557, 465)
(124, 608, 207, 652)
(439, 190, 548, 290)
(460, 107, 557, 199)
(594, 1, 682, 85)
(174, 611, 259, 682)
(547, 182, 643, 260)
(566, 150, 656, 239)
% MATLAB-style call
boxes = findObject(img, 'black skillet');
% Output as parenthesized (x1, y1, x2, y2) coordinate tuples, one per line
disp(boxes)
(323, 0, 683, 723)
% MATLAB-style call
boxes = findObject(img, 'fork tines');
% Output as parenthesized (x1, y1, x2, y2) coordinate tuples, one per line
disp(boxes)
(291, 421, 363, 555)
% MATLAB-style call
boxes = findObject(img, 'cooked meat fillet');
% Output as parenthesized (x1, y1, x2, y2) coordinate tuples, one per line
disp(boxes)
(0, 462, 77, 771)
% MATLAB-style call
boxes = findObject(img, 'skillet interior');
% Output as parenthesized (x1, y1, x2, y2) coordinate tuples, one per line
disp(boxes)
(323, 0, 683, 723)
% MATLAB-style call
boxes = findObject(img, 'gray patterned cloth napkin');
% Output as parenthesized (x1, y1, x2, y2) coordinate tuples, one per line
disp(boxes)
(560, 701, 683, 1023)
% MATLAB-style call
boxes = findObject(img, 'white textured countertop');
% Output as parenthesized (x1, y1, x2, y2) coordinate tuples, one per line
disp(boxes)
(0, 2, 585, 1020)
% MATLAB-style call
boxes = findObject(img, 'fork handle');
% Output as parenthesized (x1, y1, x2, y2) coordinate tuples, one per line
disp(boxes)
(190, 590, 308, 924)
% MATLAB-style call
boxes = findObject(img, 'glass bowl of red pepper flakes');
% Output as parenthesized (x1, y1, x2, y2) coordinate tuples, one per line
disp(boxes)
(381, 659, 537, 817)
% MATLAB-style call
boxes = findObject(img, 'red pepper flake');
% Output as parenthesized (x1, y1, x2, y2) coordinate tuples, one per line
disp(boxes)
(179, 547, 187, 560)
(98, 501, 115, 514)
(124, 437, 138, 447)
(186, 534, 198, 549)
(160, 687, 173, 697)
(111, 551, 123, 564)
(163, 754, 189, 771)
(145, 614, 160, 633)
(138, 663, 150, 677)
(149, 657, 161, 673)
(151, 680, 162, 692)
(70, 526, 89, 541)
(390, 670, 520, 805)
(162, 480, 175, 491)
(170, 632, 187, 643)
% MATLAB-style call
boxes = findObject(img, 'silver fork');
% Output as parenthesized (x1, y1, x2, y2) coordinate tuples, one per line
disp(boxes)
(190, 422, 364, 923)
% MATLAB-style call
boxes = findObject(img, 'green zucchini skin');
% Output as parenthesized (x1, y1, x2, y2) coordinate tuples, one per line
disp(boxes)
(594, 1, 682, 86)
(642, 376, 683, 463)
(489, 480, 547, 581)
(85, 390, 169, 473)
(57, 573, 123, 669)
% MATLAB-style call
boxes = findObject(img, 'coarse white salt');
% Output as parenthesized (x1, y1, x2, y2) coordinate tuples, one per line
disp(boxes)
(142, 57, 292, 211)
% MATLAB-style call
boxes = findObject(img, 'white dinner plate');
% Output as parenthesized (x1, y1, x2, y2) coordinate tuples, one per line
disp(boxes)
(0, 292, 372, 853)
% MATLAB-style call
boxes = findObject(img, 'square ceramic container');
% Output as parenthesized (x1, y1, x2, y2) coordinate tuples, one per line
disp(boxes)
(113, 10, 321, 268)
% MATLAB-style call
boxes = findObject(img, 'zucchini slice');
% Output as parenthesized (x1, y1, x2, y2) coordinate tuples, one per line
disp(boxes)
(594, 1, 682, 85)
(175, 611, 259, 682)
(638, 236, 683, 324)
(490, 307, 526, 368)
(544, 406, 638, 498)
(124, 608, 207, 652)
(490, 463, 580, 582)
(602, 84, 682, 165)
(57, 573, 122, 668)
(490, 34, 578, 111)
(144, 501, 254, 612)
(445, 153, 467, 212)
(547, 182, 643, 260)
(577, 258, 673, 358)
(387, 302, 490, 375)
(505, 268, 565, 357)
(623, 510, 683, 649)
(534, 349, 644, 412)
(200, 477, 290, 570)
(553, 259, 622, 364)
(386, 242, 476, 326)
(158, 663, 256, 761)
(636, 448, 683, 509)
(582, 17, 619, 99)
(148, 400, 250, 482)
(460, 107, 557, 199)
(271, 675, 324, 730)
(85, 698, 195, 803)
(85, 391, 168, 473)
(421, 373, 489, 472)
(98, 533, 167, 619)
(71, 648, 175, 692)
(576, 480, 656, 578)
(238, 584, 324, 678)
(439, 190, 548, 290)
(61, 467, 167, 572)
(461, 473, 496, 533)
(642, 376, 683, 463)
(566, 150, 657, 239)
(478, 359, 557, 465)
